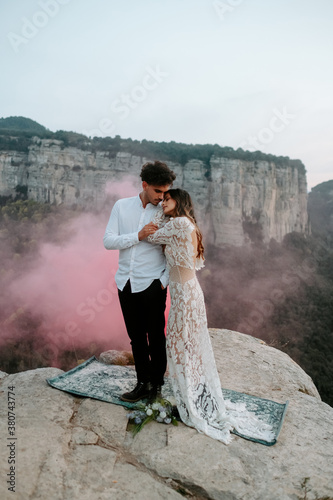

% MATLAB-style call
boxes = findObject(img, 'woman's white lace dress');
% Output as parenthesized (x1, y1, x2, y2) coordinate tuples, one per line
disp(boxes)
(148, 215, 274, 444)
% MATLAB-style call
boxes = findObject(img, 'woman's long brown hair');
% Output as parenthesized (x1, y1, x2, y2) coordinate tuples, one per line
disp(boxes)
(166, 188, 204, 259)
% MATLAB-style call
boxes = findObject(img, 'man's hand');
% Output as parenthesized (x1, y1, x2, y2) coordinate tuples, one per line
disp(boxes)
(138, 222, 158, 241)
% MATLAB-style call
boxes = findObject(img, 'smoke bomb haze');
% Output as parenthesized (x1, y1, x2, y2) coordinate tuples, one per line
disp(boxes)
(1, 177, 172, 368)
(1, 177, 332, 409)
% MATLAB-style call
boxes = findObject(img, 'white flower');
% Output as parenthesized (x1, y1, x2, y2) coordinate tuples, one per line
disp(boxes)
(164, 417, 172, 424)
(146, 409, 153, 416)
(152, 403, 159, 410)
(159, 411, 167, 419)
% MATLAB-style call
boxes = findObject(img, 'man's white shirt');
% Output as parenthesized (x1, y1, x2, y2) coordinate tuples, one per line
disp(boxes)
(103, 195, 168, 292)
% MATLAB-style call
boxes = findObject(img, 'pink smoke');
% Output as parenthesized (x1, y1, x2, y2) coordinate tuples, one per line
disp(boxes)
(7, 212, 128, 362)
(104, 176, 139, 199)
(5, 176, 171, 367)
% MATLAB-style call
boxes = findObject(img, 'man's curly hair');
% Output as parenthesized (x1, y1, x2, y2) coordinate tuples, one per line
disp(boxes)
(140, 160, 176, 186)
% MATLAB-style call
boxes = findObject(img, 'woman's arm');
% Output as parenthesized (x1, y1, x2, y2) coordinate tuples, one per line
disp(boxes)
(151, 208, 169, 229)
(148, 217, 193, 245)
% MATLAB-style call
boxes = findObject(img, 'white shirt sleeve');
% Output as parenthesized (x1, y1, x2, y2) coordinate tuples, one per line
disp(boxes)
(103, 201, 140, 250)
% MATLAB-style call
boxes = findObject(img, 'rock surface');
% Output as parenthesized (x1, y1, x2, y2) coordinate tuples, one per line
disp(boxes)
(0, 139, 309, 245)
(1, 329, 332, 500)
(99, 349, 134, 366)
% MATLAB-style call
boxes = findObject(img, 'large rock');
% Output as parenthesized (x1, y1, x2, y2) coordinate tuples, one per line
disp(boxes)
(0, 139, 309, 246)
(99, 349, 134, 366)
(0, 329, 332, 500)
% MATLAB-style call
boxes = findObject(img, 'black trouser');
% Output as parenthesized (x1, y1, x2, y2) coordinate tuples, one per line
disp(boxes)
(118, 279, 167, 386)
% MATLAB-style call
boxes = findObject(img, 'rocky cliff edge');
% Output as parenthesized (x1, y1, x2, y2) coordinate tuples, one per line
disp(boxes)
(0, 329, 332, 500)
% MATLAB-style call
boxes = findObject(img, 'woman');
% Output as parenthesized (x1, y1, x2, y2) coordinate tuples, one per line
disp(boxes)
(148, 188, 273, 444)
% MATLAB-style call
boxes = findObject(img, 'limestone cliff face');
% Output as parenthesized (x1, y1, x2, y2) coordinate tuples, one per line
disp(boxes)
(0, 138, 309, 246)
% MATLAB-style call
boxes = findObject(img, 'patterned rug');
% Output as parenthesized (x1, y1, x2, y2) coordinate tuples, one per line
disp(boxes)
(47, 356, 288, 446)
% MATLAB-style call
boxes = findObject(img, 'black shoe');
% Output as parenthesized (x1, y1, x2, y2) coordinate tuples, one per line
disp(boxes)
(171, 406, 180, 420)
(120, 382, 151, 402)
(149, 384, 162, 402)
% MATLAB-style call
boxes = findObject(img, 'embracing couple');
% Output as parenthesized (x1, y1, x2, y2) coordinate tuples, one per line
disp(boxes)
(104, 161, 273, 444)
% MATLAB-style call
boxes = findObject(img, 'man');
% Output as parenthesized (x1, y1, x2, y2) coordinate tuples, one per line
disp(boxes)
(103, 160, 176, 402)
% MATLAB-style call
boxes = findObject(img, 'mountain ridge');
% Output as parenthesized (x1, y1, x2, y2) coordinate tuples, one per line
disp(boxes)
(0, 131, 309, 246)
(0, 116, 47, 133)
(0, 115, 306, 172)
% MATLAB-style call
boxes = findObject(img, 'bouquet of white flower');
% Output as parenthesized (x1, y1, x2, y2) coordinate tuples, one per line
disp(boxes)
(127, 398, 178, 435)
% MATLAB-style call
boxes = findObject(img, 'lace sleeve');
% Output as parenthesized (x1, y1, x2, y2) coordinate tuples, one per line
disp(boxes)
(147, 219, 175, 245)
(148, 217, 194, 245)
(151, 208, 170, 228)
(196, 256, 205, 270)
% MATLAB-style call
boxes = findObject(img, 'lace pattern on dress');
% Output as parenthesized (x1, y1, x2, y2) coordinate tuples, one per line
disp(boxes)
(148, 216, 274, 444)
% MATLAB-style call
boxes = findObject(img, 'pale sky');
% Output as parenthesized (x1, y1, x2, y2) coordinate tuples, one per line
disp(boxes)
(1, 0, 332, 190)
